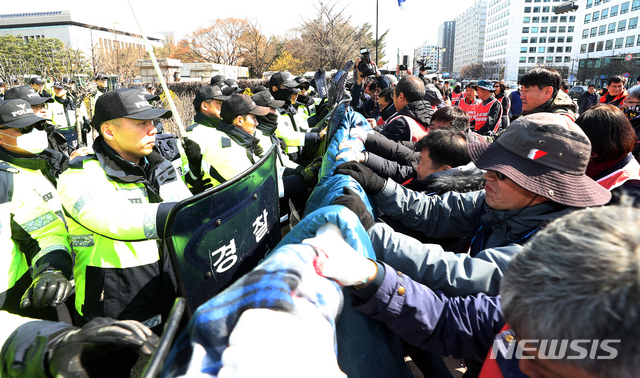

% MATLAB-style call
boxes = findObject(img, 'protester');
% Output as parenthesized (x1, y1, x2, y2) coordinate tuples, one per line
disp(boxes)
(473, 80, 503, 135)
(575, 104, 640, 205)
(378, 75, 432, 142)
(519, 68, 577, 120)
(508, 85, 522, 122)
(307, 203, 640, 378)
(622, 84, 640, 159)
(599, 75, 627, 108)
(578, 84, 600, 114)
(493, 82, 510, 128)
(376, 87, 397, 126)
(453, 81, 481, 126)
(334, 113, 610, 297)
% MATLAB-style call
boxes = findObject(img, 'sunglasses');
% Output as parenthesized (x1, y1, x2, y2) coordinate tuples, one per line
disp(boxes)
(495, 171, 507, 180)
(0, 124, 36, 134)
(300, 84, 310, 90)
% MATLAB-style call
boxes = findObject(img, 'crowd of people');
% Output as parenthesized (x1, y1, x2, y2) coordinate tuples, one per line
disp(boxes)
(0, 61, 639, 378)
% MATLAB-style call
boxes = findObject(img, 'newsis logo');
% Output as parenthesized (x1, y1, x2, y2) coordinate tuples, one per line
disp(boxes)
(491, 338, 621, 360)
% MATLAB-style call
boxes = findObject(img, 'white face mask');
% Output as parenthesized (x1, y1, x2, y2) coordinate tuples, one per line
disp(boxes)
(0, 129, 48, 154)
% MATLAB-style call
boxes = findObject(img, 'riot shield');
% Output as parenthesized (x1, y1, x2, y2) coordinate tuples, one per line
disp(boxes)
(163, 146, 281, 317)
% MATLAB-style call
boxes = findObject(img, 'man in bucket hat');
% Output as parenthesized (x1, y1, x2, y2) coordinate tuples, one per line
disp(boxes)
(334, 113, 611, 299)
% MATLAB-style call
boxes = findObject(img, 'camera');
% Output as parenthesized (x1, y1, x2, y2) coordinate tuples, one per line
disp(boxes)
(399, 64, 407, 71)
(358, 48, 376, 77)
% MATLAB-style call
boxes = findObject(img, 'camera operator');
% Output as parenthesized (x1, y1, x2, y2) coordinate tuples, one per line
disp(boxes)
(350, 48, 390, 120)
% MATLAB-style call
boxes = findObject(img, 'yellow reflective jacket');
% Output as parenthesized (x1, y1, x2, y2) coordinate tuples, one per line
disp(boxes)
(0, 150, 72, 317)
(187, 114, 260, 188)
(57, 138, 190, 325)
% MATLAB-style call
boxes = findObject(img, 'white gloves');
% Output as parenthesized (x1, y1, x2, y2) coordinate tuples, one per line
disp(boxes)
(349, 126, 370, 143)
(303, 223, 377, 287)
(218, 298, 345, 378)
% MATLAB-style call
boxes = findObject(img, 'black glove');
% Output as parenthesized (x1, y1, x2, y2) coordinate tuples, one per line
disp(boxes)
(47, 317, 159, 377)
(183, 137, 213, 194)
(334, 161, 385, 195)
(332, 187, 376, 230)
(301, 155, 323, 186)
(20, 268, 72, 309)
(81, 118, 92, 134)
(182, 137, 203, 174)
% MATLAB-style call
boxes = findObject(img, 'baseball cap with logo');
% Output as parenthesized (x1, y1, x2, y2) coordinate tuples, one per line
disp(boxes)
(220, 94, 270, 123)
(4, 86, 54, 105)
(468, 113, 611, 207)
(193, 86, 229, 110)
(477, 80, 496, 92)
(29, 77, 43, 85)
(91, 88, 172, 127)
(252, 90, 285, 109)
(53, 77, 71, 89)
(269, 72, 299, 89)
(0, 99, 47, 128)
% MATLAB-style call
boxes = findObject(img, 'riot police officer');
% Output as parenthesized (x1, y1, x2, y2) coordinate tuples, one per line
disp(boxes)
(0, 99, 73, 320)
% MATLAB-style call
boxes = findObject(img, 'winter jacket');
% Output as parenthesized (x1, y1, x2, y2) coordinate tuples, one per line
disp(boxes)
(495, 92, 510, 129)
(351, 261, 504, 363)
(522, 90, 578, 121)
(377, 103, 397, 126)
(351, 262, 529, 377)
(509, 90, 522, 116)
(58, 137, 191, 328)
(599, 89, 628, 109)
(379, 100, 433, 142)
(350, 76, 390, 119)
(590, 152, 640, 207)
(369, 179, 576, 297)
(577, 91, 600, 114)
(0, 149, 72, 319)
(474, 96, 503, 135)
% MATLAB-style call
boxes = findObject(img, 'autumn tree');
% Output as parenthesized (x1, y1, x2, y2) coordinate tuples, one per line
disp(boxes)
(298, 0, 371, 70)
(169, 39, 201, 62)
(238, 19, 285, 78)
(190, 18, 250, 65)
(270, 51, 306, 75)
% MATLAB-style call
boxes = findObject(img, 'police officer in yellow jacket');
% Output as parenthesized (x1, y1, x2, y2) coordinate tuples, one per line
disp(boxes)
(187, 93, 269, 188)
(0, 99, 73, 320)
(269, 72, 325, 163)
(57, 89, 191, 332)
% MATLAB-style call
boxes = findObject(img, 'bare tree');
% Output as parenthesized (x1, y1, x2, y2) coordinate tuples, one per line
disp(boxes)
(298, 0, 370, 70)
(190, 18, 250, 65)
(238, 19, 285, 78)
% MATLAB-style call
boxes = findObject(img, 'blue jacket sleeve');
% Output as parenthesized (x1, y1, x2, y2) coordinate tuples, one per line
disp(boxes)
(351, 262, 504, 361)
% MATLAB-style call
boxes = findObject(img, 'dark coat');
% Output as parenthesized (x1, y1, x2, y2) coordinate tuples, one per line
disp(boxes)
(379, 100, 434, 142)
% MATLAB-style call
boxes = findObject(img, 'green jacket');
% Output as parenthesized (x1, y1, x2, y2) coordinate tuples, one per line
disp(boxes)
(57, 137, 190, 325)
(0, 149, 72, 317)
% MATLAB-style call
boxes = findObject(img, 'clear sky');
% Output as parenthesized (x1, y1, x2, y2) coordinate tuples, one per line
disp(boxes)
(2, 0, 479, 70)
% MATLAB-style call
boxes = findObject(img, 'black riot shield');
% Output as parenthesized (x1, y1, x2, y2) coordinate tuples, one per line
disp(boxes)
(163, 146, 281, 317)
